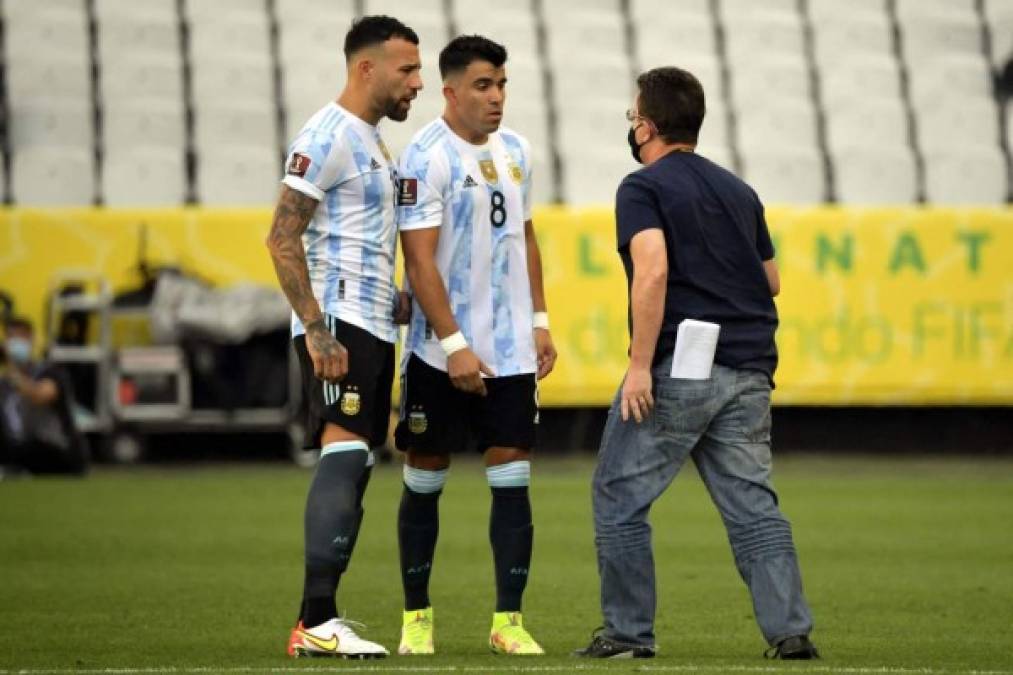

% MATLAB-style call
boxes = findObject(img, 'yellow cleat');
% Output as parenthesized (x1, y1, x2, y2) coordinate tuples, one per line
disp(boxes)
(489, 611, 545, 655)
(398, 607, 435, 655)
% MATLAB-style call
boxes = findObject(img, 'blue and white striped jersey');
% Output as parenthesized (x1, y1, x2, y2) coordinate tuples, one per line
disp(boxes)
(282, 102, 399, 344)
(398, 118, 536, 376)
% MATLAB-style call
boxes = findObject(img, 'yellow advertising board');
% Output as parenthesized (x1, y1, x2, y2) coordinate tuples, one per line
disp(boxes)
(1, 206, 1011, 405)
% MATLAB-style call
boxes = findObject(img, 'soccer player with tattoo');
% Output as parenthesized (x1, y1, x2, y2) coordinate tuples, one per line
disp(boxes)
(393, 35, 557, 656)
(265, 15, 422, 659)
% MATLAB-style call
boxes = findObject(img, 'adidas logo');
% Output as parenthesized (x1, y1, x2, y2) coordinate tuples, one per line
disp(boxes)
(462, 175, 478, 188)
(370, 158, 382, 170)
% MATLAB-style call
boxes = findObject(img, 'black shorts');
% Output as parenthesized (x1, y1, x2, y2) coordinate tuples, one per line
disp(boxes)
(294, 316, 395, 449)
(394, 354, 538, 455)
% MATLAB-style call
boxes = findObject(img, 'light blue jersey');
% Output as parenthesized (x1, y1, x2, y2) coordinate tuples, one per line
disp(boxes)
(398, 118, 536, 376)
(282, 102, 399, 343)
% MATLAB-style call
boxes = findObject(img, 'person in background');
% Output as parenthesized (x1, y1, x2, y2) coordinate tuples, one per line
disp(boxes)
(0, 316, 88, 476)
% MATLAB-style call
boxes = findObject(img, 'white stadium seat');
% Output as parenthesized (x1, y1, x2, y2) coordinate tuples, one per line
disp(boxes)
(924, 146, 1009, 205)
(736, 100, 819, 152)
(984, 0, 1013, 65)
(197, 145, 280, 206)
(3, 8, 87, 57)
(729, 55, 811, 105)
(9, 98, 93, 150)
(191, 54, 274, 106)
(899, 12, 984, 61)
(94, 0, 177, 22)
(5, 54, 91, 102)
(825, 99, 910, 153)
(101, 55, 184, 103)
(12, 146, 95, 206)
(184, 0, 266, 22)
(740, 146, 826, 204)
(103, 101, 186, 150)
(807, 0, 887, 24)
(819, 55, 902, 108)
(812, 13, 894, 65)
(832, 145, 918, 204)
(635, 13, 717, 69)
(721, 11, 805, 62)
(632, 0, 711, 21)
(195, 105, 277, 149)
(907, 53, 994, 110)
(98, 15, 181, 66)
(916, 99, 1001, 149)
(103, 147, 186, 206)
(189, 13, 270, 59)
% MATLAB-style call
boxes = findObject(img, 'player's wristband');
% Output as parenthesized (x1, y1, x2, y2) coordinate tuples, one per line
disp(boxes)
(440, 331, 469, 357)
(533, 312, 550, 330)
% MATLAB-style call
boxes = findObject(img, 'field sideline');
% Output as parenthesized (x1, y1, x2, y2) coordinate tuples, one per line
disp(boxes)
(1, 454, 1011, 673)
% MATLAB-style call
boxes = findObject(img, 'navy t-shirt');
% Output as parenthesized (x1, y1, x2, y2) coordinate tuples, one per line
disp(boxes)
(615, 150, 779, 382)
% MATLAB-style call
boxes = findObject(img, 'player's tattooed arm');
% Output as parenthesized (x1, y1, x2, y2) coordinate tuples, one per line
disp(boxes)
(266, 185, 348, 382)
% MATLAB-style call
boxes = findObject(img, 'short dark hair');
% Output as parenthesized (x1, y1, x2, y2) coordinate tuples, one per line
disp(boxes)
(636, 67, 706, 144)
(343, 15, 419, 60)
(439, 35, 507, 79)
(4, 315, 32, 333)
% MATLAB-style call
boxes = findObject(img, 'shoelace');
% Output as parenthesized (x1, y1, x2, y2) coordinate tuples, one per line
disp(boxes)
(331, 616, 369, 638)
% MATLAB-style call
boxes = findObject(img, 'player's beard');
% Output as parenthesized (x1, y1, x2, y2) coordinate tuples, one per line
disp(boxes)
(385, 97, 410, 122)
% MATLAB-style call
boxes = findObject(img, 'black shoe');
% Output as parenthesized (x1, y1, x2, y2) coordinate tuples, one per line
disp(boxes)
(573, 629, 656, 659)
(765, 635, 820, 660)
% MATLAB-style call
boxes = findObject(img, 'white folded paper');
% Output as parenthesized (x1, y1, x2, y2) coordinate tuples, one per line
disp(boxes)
(670, 319, 720, 379)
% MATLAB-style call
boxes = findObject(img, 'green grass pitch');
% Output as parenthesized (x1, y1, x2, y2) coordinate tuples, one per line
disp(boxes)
(1, 453, 1012, 673)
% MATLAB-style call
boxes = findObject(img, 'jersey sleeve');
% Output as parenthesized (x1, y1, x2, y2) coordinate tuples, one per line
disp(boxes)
(281, 130, 347, 201)
(615, 174, 661, 249)
(397, 141, 448, 231)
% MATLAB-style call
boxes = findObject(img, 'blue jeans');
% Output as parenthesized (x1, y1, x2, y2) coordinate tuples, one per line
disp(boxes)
(592, 360, 813, 648)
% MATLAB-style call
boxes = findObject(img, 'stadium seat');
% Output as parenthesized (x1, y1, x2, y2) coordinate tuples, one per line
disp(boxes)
(97, 14, 180, 66)
(3, 7, 87, 58)
(197, 145, 280, 206)
(545, 12, 626, 67)
(899, 12, 984, 61)
(551, 54, 632, 106)
(894, 0, 977, 19)
(983, 0, 1013, 66)
(811, 12, 895, 65)
(696, 145, 735, 171)
(721, 10, 805, 62)
(103, 147, 186, 206)
(2, 0, 85, 17)
(561, 143, 638, 206)
(8, 98, 93, 150)
(718, 0, 798, 18)
(735, 100, 819, 152)
(94, 0, 177, 22)
(363, 0, 449, 50)
(635, 13, 716, 67)
(505, 99, 550, 155)
(729, 55, 811, 105)
(5, 54, 91, 102)
(916, 99, 1001, 149)
(819, 55, 902, 108)
(825, 99, 910, 152)
(276, 0, 356, 21)
(191, 54, 274, 107)
(923, 146, 1009, 205)
(907, 53, 994, 110)
(832, 145, 918, 204)
(184, 0, 266, 22)
(699, 103, 731, 149)
(807, 0, 887, 24)
(11, 146, 94, 206)
(503, 56, 546, 102)
(188, 12, 270, 59)
(277, 13, 354, 67)
(103, 101, 186, 150)
(631, 0, 711, 21)
(194, 105, 277, 150)
(282, 66, 348, 141)
(101, 55, 184, 102)
(527, 149, 556, 206)
(740, 146, 826, 204)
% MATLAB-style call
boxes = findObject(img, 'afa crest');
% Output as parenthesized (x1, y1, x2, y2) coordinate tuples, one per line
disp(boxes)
(478, 159, 499, 184)
(508, 163, 523, 184)
(408, 411, 428, 434)
(340, 391, 361, 416)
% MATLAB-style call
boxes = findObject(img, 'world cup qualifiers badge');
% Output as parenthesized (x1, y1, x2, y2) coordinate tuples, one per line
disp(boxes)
(340, 389, 361, 416)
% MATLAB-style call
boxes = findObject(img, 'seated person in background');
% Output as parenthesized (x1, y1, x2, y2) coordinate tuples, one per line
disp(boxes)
(0, 317, 88, 476)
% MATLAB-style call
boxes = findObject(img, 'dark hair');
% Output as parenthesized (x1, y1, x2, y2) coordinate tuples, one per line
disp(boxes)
(636, 67, 706, 144)
(343, 15, 419, 60)
(4, 315, 32, 333)
(438, 35, 507, 79)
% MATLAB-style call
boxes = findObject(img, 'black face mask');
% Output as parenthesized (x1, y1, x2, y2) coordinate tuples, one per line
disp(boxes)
(627, 125, 645, 164)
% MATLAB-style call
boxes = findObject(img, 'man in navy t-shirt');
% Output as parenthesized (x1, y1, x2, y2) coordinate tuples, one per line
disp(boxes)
(574, 67, 818, 661)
